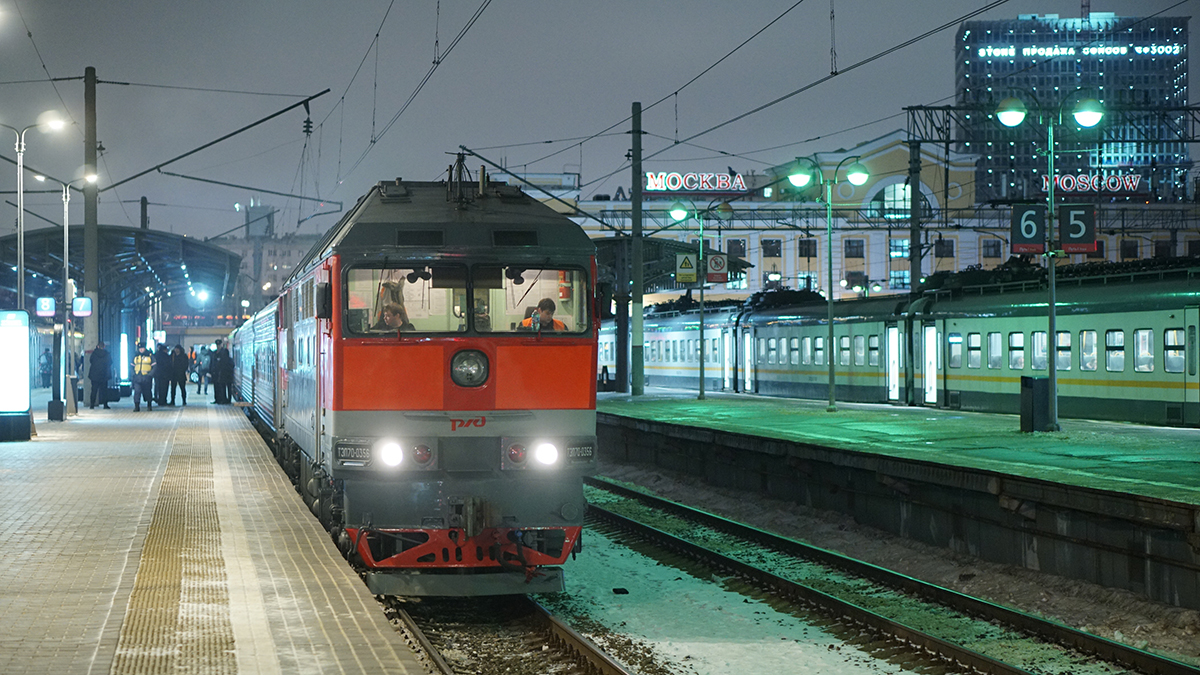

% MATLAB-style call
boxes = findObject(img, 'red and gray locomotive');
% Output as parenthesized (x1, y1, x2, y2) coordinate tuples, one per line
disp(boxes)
(231, 165, 597, 595)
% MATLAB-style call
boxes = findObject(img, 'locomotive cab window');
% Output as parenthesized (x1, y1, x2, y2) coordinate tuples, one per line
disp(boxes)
(474, 266, 588, 334)
(345, 265, 467, 335)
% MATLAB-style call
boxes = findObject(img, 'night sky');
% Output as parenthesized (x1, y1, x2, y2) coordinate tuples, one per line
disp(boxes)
(0, 0, 1192, 240)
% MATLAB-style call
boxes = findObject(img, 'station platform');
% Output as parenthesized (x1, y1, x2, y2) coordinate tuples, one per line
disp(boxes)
(597, 388, 1200, 609)
(1, 389, 422, 675)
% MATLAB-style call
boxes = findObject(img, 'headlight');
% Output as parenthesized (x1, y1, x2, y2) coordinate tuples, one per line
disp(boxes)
(534, 442, 558, 465)
(451, 349, 489, 387)
(378, 440, 403, 466)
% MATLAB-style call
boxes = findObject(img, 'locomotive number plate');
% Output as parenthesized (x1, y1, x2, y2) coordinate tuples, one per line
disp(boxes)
(567, 445, 594, 460)
(337, 445, 372, 461)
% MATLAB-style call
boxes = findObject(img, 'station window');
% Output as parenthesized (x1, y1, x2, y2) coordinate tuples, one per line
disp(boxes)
(802, 337, 813, 365)
(868, 335, 880, 366)
(987, 332, 1002, 369)
(768, 338, 778, 365)
(947, 333, 963, 368)
(967, 333, 981, 368)
(1056, 331, 1071, 371)
(779, 337, 789, 366)
(1080, 330, 1097, 371)
(840, 336, 851, 366)
(762, 239, 783, 258)
(1031, 331, 1047, 370)
(797, 239, 818, 259)
(790, 338, 800, 365)
(1008, 332, 1025, 370)
(1105, 330, 1125, 372)
(814, 336, 825, 366)
(854, 335, 866, 366)
(1134, 329, 1154, 372)
(844, 239, 865, 258)
(1164, 328, 1185, 374)
(982, 239, 1002, 259)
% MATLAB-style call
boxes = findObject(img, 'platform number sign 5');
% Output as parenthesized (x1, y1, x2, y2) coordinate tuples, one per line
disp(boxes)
(1011, 205, 1046, 254)
(1059, 205, 1096, 253)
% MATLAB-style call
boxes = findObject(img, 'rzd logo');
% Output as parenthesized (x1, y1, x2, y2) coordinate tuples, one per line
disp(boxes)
(450, 416, 486, 431)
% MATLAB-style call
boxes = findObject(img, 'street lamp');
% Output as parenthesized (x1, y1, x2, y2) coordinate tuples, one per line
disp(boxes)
(34, 173, 97, 409)
(1, 117, 65, 310)
(669, 199, 710, 400)
(788, 155, 870, 412)
(996, 91, 1104, 432)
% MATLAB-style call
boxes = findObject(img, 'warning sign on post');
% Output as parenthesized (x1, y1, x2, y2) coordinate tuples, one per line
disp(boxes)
(676, 253, 697, 283)
(707, 254, 728, 283)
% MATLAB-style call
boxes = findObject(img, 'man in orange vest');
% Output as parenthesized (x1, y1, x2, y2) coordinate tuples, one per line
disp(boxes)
(520, 298, 568, 332)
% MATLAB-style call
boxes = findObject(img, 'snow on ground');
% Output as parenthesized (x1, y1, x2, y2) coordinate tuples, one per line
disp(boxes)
(541, 528, 908, 675)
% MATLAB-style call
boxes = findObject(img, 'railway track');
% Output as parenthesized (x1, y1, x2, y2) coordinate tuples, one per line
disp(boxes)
(584, 476, 1200, 675)
(385, 594, 635, 675)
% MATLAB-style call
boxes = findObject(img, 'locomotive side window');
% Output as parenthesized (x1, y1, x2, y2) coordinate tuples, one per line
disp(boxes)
(967, 333, 981, 368)
(1105, 330, 1125, 372)
(1031, 331, 1047, 371)
(474, 266, 588, 334)
(1164, 329, 1185, 373)
(345, 266, 467, 335)
(1056, 332, 1072, 371)
(1079, 330, 1098, 371)
(947, 333, 963, 368)
(987, 332, 1002, 369)
(1133, 329, 1154, 372)
(1008, 332, 1025, 370)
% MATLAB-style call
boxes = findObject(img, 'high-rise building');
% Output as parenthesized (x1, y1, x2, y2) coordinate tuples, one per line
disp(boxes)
(956, 12, 1189, 204)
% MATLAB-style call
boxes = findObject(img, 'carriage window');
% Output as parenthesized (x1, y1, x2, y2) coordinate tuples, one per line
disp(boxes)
(1031, 331, 1047, 371)
(967, 333, 981, 369)
(1080, 330, 1098, 371)
(779, 337, 789, 366)
(802, 337, 812, 365)
(1008, 332, 1025, 370)
(345, 265, 467, 335)
(758, 338, 767, 363)
(1164, 329, 1185, 374)
(868, 335, 880, 367)
(947, 333, 963, 368)
(1056, 331, 1071, 371)
(854, 335, 866, 366)
(987, 332, 1002, 369)
(1106, 330, 1125, 372)
(1134, 329, 1154, 372)
(473, 266, 588, 334)
(790, 338, 800, 365)
(768, 338, 777, 365)
(840, 336, 851, 366)
(814, 336, 826, 366)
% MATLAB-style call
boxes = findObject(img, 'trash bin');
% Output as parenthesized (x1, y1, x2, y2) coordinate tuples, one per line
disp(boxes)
(1020, 376, 1049, 432)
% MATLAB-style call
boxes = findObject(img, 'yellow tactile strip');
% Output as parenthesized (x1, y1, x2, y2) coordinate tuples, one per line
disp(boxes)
(110, 420, 237, 675)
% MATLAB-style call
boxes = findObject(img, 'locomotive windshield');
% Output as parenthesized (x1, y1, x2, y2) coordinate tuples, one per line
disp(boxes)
(344, 265, 588, 335)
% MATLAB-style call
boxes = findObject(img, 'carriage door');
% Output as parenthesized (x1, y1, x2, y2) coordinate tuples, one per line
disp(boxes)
(886, 324, 900, 401)
(722, 330, 733, 391)
(743, 331, 755, 392)
(1185, 307, 1199, 425)
(923, 323, 938, 404)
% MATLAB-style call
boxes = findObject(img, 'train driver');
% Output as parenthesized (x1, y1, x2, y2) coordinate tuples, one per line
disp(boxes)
(374, 302, 414, 332)
(520, 298, 568, 332)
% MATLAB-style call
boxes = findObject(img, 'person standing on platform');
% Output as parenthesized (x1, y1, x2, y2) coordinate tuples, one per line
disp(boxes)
(169, 345, 189, 406)
(210, 339, 233, 404)
(88, 342, 112, 410)
(38, 348, 52, 388)
(195, 345, 211, 395)
(132, 344, 153, 412)
(152, 344, 172, 406)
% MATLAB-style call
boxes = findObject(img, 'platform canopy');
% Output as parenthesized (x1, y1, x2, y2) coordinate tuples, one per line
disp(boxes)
(0, 225, 241, 310)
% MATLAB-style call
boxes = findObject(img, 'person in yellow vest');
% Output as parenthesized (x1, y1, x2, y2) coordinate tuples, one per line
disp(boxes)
(132, 344, 154, 412)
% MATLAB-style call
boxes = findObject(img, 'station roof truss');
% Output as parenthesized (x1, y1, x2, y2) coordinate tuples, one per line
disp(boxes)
(0, 225, 241, 309)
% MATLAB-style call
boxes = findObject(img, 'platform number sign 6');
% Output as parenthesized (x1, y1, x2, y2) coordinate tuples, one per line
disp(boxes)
(1011, 205, 1046, 254)
(1059, 205, 1096, 253)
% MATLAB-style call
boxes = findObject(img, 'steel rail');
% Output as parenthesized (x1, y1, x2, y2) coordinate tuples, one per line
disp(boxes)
(392, 606, 456, 675)
(523, 597, 636, 675)
(586, 477, 1200, 675)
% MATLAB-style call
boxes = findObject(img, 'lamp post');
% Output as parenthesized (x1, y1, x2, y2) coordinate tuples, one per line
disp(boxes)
(788, 155, 870, 412)
(669, 200, 709, 400)
(1, 118, 64, 310)
(35, 173, 97, 409)
(996, 92, 1103, 432)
